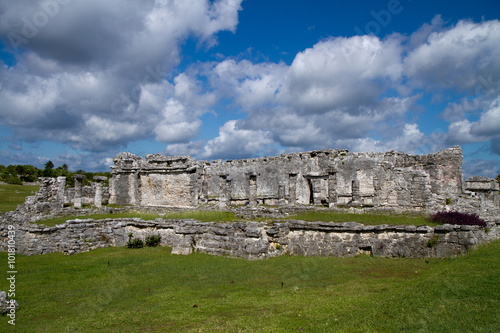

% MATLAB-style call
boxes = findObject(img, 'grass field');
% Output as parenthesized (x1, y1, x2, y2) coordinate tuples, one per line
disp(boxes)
(286, 211, 434, 226)
(1, 240, 499, 332)
(36, 211, 239, 227)
(36, 210, 435, 228)
(0, 184, 39, 212)
(37, 210, 434, 228)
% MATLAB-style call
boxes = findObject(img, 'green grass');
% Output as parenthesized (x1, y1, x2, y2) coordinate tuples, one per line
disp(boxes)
(163, 210, 237, 222)
(36, 212, 164, 227)
(1, 241, 499, 332)
(36, 210, 432, 228)
(286, 211, 435, 226)
(0, 184, 39, 212)
(37, 211, 238, 227)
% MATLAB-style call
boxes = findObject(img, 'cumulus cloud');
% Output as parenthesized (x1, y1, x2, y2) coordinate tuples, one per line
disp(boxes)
(444, 96, 500, 151)
(1, 8, 500, 169)
(404, 18, 500, 93)
(277, 35, 403, 113)
(199, 120, 274, 160)
(191, 19, 500, 161)
(462, 159, 500, 178)
(0, 0, 242, 158)
(191, 35, 411, 159)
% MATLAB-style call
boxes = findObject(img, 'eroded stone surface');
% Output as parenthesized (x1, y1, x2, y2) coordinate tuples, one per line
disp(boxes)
(108, 146, 499, 210)
(1, 217, 498, 259)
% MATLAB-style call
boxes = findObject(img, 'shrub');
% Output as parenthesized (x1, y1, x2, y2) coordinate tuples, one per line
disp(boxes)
(429, 211, 487, 227)
(127, 233, 144, 248)
(145, 234, 161, 247)
(127, 238, 144, 249)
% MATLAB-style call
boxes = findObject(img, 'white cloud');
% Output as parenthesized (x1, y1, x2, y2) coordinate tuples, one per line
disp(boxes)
(207, 59, 287, 108)
(2, 8, 500, 169)
(404, 19, 500, 93)
(444, 96, 500, 147)
(277, 35, 403, 112)
(0, 0, 242, 153)
(471, 101, 500, 138)
(199, 120, 274, 160)
(164, 141, 205, 157)
(334, 123, 428, 155)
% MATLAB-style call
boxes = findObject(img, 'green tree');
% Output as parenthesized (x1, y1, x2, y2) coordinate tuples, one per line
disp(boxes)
(20, 165, 39, 182)
(43, 161, 55, 177)
(44, 161, 54, 170)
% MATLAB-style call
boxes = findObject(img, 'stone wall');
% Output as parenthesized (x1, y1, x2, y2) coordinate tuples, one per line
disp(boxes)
(65, 185, 110, 206)
(109, 146, 499, 210)
(109, 153, 198, 206)
(2, 217, 498, 259)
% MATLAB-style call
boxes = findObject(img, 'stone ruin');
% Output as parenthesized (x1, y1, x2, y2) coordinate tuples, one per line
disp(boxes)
(0, 175, 110, 226)
(34, 175, 110, 210)
(1, 146, 499, 259)
(109, 146, 499, 211)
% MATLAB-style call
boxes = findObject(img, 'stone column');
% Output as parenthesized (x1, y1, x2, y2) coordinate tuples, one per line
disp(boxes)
(93, 176, 107, 208)
(248, 174, 257, 207)
(73, 174, 85, 208)
(351, 179, 361, 206)
(278, 184, 286, 205)
(56, 176, 66, 208)
(289, 174, 297, 205)
(328, 172, 337, 208)
(200, 173, 209, 204)
(219, 174, 231, 209)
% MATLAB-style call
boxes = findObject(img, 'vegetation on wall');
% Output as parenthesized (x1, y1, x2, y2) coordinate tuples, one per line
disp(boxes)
(429, 211, 487, 227)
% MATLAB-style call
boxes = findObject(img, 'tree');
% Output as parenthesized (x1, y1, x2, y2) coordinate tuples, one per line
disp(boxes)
(20, 165, 39, 182)
(43, 161, 55, 177)
(44, 161, 54, 170)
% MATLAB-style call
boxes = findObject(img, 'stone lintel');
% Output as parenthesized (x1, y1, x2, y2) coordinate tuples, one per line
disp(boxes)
(465, 177, 499, 192)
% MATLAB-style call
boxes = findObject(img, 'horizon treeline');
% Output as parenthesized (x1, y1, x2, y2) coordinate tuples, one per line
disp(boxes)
(0, 161, 110, 187)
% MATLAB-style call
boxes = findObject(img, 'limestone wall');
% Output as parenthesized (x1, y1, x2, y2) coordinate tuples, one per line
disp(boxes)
(2, 218, 498, 259)
(65, 185, 110, 206)
(109, 153, 199, 206)
(109, 146, 493, 210)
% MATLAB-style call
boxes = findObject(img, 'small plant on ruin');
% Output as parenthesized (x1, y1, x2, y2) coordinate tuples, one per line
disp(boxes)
(127, 233, 144, 248)
(429, 211, 487, 227)
(427, 235, 439, 248)
(145, 234, 161, 247)
(445, 198, 453, 205)
(127, 238, 144, 248)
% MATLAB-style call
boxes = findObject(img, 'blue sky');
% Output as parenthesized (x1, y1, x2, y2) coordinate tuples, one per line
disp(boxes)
(0, 0, 499, 177)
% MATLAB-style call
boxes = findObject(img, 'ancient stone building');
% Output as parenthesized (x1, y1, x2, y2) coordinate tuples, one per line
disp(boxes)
(109, 146, 499, 210)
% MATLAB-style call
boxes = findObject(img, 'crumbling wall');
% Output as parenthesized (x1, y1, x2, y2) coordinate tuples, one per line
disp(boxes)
(2, 218, 498, 259)
(109, 153, 199, 207)
(107, 146, 498, 210)
(65, 185, 110, 206)
(464, 176, 500, 208)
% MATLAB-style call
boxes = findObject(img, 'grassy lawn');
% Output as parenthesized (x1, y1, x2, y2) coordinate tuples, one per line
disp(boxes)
(37, 211, 239, 227)
(0, 184, 39, 212)
(1, 241, 499, 332)
(286, 211, 434, 226)
(37, 210, 434, 228)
